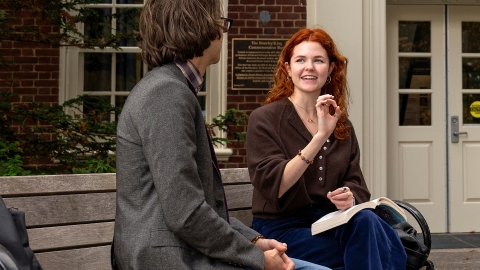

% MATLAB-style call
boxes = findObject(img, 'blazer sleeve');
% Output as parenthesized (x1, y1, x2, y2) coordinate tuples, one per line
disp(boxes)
(133, 76, 264, 269)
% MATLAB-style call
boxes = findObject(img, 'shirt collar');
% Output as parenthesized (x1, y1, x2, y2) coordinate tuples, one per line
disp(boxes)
(174, 56, 204, 94)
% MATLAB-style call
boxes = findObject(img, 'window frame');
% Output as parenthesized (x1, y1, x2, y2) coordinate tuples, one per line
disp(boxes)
(59, 0, 231, 159)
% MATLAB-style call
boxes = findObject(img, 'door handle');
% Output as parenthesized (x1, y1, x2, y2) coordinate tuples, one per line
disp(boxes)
(451, 116, 467, 143)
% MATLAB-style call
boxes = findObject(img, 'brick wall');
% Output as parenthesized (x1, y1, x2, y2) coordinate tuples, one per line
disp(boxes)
(220, 0, 307, 168)
(0, 5, 60, 168)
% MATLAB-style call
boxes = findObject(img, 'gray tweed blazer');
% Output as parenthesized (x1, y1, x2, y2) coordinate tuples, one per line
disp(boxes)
(113, 63, 264, 269)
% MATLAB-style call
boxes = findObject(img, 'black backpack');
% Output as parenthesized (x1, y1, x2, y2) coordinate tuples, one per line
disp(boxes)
(393, 200, 435, 270)
(0, 195, 42, 270)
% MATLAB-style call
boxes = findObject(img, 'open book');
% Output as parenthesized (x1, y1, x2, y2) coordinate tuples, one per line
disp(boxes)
(311, 197, 407, 235)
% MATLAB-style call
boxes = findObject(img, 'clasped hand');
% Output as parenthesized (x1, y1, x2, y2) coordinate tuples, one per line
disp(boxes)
(255, 238, 294, 270)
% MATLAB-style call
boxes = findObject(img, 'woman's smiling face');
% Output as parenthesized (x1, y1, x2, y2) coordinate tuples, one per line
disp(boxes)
(285, 41, 334, 95)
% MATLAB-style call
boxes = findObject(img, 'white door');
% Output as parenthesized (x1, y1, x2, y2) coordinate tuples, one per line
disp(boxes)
(448, 6, 480, 233)
(387, 5, 480, 233)
(387, 5, 447, 233)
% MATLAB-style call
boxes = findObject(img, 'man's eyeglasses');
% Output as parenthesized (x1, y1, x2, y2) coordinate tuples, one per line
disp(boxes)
(220, 17, 233, 33)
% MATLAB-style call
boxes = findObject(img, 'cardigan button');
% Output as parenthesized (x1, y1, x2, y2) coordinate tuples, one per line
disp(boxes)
(323, 146, 327, 150)
(319, 155, 323, 159)
(319, 167, 323, 171)
(215, 200, 224, 208)
(319, 177, 323, 181)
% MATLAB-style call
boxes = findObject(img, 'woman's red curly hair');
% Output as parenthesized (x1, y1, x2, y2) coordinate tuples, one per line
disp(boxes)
(265, 28, 351, 140)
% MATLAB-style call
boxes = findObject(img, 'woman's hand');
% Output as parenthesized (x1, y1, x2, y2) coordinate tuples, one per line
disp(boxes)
(327, 186, 354, 210)
(315, 94, 342, 137)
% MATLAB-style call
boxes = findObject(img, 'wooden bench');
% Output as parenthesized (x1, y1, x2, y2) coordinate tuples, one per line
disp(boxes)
(0, 168, 253, 270)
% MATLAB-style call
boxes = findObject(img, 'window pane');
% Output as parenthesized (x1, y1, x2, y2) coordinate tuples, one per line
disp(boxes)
(463, 58, 480, 89)
(463, 94, 480, 125)
(84, 8, 112, 40)
(399, 21, 431, 52)
(116, 53, 143, 92)
(399, 57, 431, 89)
(399, 94, 431, 126)
(462, 22, 480, 53)
(84, 53, 112, 92)
(117, 8, 141, 46)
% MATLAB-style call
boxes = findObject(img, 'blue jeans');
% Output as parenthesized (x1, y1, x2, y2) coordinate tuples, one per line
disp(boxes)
(253, 207, 406, 270)
(291, 258, 331, 270)
(246, 258, 330, 270)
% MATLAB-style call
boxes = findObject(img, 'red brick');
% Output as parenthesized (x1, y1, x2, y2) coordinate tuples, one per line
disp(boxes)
(12, 72, 38, 80)
(38, 88, 51, 95)
(294, 6, 306, 13)
(20, 65, 34, 71)
(22, 49, 35, 56)
(21, 80, 34, 87)
(276, 0, 301, 4)
(39, 26, 52, 33)
(39, 72, 51, 79)
(277, 13, 301, 20)
(239, 0, 262, 4)
(13, 88, 37, 95)
(34, 95, 58, 103)
(246, 20, 257, 27)
(35, 64, 59, 72)
(0, 41, 13, 49)
(14, 57, 38, 64)
(240, 27, 263, 34)
(229, 5, 245, 12)
(36, 49, 59, 57)
(0, 49, 21, 56)
(34, 80, 57, 87)
(283, 21, 294, 27)
(245, 6, 257, 12)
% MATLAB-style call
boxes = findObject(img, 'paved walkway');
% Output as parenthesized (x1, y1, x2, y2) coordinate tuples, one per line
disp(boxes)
(427, 233, 480, 269)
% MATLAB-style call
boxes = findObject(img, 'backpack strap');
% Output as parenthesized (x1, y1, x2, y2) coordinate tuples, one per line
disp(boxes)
(393, 200, 432, 250)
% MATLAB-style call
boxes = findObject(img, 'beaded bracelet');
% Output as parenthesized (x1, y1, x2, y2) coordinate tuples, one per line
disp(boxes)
(251, 235, 265, 244)
(297, 150, 314, 165)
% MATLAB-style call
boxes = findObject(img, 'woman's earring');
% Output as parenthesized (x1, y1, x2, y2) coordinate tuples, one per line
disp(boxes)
(326, 76, 331, 84)
(286, 76, 291, 82)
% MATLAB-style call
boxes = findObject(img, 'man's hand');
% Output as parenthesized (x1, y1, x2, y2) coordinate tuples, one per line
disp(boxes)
(254, 238, 287, 252)
(264, 249, 295, 270)
(256, 239, 294, 270)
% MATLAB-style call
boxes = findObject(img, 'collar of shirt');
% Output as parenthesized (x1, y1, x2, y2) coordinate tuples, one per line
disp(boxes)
(173, 56, 203, 95)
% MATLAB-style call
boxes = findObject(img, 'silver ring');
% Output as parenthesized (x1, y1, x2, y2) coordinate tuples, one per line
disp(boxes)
(342, 187, 347, 193)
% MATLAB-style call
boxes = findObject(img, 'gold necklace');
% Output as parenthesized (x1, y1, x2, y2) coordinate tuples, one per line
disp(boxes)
(288, 97, 316, 123)
(291, 103, 316, 135)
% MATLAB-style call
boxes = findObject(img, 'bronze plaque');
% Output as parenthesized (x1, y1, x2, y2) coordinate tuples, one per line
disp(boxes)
(232, 38, 287, 90)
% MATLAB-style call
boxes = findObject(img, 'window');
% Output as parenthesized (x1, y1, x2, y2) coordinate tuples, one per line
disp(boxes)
(60, 0, 231, 157)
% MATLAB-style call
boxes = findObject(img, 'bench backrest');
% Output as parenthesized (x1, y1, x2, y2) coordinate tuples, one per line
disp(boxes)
(0, 168, 253, 270)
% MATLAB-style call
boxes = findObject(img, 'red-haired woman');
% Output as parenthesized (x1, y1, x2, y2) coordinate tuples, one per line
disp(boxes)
(246, 28, 407, 269)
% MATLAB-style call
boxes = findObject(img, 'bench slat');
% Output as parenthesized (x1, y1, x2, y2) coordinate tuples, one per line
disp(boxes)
(229, 209, 254, 227)
(28, 222, 114, 252)
(35, 246, 110, 270)
(4, 193, 116, 227)
(224, 184, 253, 209)
(221, 168, 251, 184)
(0, 173, 116, 196)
